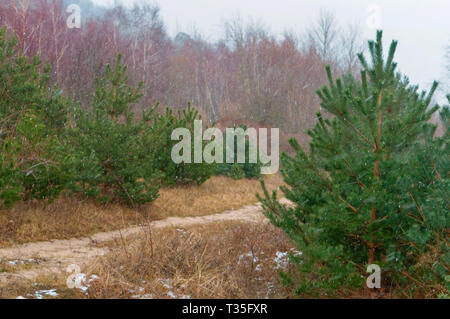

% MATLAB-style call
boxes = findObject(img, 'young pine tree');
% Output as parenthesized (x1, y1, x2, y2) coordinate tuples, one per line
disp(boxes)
(144, 103, 216, 185)
(0, 27, 69, 208)
(215, 124, 262, 180)
(67, 54, 160, 206)
(258, 31, 448, 296)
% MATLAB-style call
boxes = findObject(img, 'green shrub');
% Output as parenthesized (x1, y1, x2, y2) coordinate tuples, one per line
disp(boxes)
(226, 163, 246, 180)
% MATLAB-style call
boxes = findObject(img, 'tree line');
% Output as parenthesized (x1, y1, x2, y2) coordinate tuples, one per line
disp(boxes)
(0, 1, 365, 134)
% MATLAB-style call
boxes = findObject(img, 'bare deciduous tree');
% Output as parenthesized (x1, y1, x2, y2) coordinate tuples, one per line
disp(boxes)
(0, 1, 350, 135)
(339, 22, 365, 75)
(305, 8, 340, 63)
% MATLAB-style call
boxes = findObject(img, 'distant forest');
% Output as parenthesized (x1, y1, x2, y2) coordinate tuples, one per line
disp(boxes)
(0, 0, 373, 138)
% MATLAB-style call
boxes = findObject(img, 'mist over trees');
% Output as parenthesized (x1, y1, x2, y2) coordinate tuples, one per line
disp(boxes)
(0, 0, 366, 138)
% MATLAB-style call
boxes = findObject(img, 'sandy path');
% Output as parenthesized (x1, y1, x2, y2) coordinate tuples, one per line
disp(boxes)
(0, 199, 289, 285)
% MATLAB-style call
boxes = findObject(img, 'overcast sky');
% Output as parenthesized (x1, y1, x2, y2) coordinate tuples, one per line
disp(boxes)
(93, 0, 449, 103)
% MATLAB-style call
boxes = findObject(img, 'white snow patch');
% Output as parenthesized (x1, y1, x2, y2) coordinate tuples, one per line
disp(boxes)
(34, 289, 58, 299)
(167, 291, 176, 298)
(274, 249, 302, 269)
(7, 258, 36, 265)
(74, 273, 99, 293)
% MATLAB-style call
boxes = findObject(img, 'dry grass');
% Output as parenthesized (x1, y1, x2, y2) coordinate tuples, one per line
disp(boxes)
(82, 221, 296, 299)
(0, 220, 296, 299)
(151, 174, 283, 219)
(0, 273, 86, 299)
(0, 258, 45, 274)
(0, 198, 141, 247)
(0, 175, 283, 247)
(0, 220, 409, 299)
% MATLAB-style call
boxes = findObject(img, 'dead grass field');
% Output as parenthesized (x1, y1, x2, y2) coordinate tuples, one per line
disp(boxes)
(85, 221, 295, 299)
(85, 222, 396, 299)
(152, 174, 283, 219)
(0, 202, 403, 299)
(0, 220, 297, 299)
(0, 175, 283, 247)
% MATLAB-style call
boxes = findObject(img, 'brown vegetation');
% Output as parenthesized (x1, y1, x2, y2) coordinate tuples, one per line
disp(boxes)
(84, 221, 294, 299)
(0, 221, 295, 299)
(0, 175, 282, 247)
(0, 218, 401, 299)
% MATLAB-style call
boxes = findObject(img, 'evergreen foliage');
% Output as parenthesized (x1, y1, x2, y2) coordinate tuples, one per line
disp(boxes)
(0, 27, 224, 209)
(145, 103, 216, 185)
(66, 54, 161, 206)
(0, 27, 69, 208)
(258, 31, 449, 296)
(66, 56, 215, 206)
(216, 124, 262, 179)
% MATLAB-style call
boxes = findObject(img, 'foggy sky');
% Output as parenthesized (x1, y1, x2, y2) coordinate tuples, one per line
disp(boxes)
(92, 0, 449, 103)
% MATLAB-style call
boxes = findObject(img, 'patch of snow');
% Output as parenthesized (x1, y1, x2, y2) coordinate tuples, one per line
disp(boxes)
(7, 258, 37, 265)
(274, 249, 302, 269)
(34, 289, 58, 299)
(73, 273, 99, 294)
(75, 273, 88, 292)
(274, 251, 289, 268)
(131, 292, 150, 298)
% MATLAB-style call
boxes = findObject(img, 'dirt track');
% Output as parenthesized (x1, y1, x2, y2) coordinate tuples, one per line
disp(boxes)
(0, 199, 290, 286)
